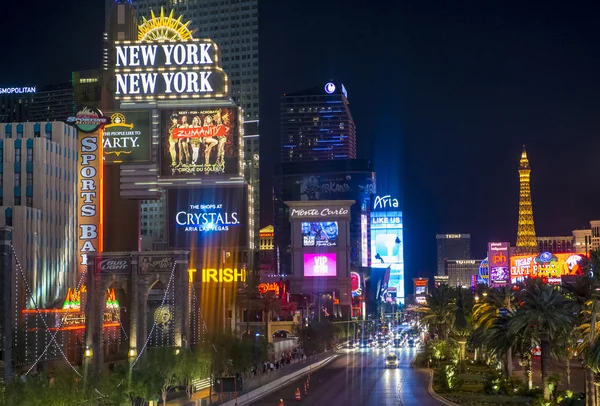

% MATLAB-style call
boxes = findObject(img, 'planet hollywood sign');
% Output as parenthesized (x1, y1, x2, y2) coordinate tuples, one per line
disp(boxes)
(114, 39, 227, 100)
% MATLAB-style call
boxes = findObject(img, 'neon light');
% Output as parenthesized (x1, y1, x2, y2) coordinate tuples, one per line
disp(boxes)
(258, 282, 280, 295)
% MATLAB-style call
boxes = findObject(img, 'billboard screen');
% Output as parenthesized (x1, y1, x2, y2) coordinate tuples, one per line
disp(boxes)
(161, 108, 240, 176)
(103, 110, 151, 163)
(488, 242, 509, 285)
(167, 186, 247, 249)
(301, 221, 338, 247)
(303, 253, 337, 277)
(510, 252, 586, 284)
(370, 211, 403, 265)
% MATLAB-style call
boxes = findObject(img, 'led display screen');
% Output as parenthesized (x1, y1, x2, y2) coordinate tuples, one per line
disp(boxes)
(103, 110, 151, 163)
(303, 253, 337, 277)
(301, 221, 338, 247)
(161, 108, 240, 176)
(510, 252, 586, 284)
(415, 286, 426, 295)
(167, 186, 247, 249)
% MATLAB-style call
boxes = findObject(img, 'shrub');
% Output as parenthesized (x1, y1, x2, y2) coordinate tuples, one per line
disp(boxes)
(503, 377, 526, 396)
(483, 372, 503, 395)
(441, 362, 461, 391)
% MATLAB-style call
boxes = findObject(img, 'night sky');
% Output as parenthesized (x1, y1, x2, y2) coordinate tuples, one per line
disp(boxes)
(3, 0, 600, 280)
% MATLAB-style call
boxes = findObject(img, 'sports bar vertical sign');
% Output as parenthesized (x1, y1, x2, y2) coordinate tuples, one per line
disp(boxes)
(67, 107, 107, 276)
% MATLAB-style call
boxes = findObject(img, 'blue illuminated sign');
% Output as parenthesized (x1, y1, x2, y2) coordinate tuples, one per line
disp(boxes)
(324, 82, 336, 94)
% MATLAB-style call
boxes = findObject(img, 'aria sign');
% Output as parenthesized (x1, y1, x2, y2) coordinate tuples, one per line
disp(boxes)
(114, 39, 227, 100)
(372, 194, 399, 211)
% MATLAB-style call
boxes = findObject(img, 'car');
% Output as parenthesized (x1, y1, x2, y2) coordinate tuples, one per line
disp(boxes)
(386, 353, 399, 368)
(407, 338, 415, 347)
(392, 338, 404, 348)
(359, 339, 373, 349)
(377, 339, 389, 348)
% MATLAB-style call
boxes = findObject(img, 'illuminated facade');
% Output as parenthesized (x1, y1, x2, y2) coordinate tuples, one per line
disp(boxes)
(131, 0, 260, 244)
(259, 225, 274, 271)
(573, 228, 592, 255)
(536, 236, 573, 254)
(285, 200, 354, 319)
(515, 146, 538, 254)
(0, 83, 75, 123)
(436, 234, 471, 276)
(0, 122, 78, 307)
(591, 220, 600, 251)
(273, 159, 375, 275)
(280, 81, 356, 162)
(445, 259, 482, 288)
(370, 194, 404, 303)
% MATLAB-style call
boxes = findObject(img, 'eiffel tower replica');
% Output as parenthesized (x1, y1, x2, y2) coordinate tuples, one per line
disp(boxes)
(515, 146, 538, 254)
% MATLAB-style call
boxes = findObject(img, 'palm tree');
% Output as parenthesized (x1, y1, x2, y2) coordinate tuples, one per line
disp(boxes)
(253, 292, 281, 339)
(452, 287, 472, 362)
(473, 286, 515, 377)
(418, 284, 456, 340)
(509, 279, 576, 401)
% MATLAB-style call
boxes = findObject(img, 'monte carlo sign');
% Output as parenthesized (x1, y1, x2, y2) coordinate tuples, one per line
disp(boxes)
(114, 39, 228, 101)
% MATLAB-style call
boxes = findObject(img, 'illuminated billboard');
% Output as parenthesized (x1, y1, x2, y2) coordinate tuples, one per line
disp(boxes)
(303, 253, 337, 277)
(71, 107, 104, 275)
(301, 221, 338, 247)
(351, 272, 363, 296)
(167, 187, 247, 249)
(488, 242, 509, 285)
(370, 194, 404, 302)
(510, 252, 586, 284)
(161, 108, 240, 177)
(103, 110, 151, 163)
(370, 211, 403, 265)
(114, 39, 228, 101)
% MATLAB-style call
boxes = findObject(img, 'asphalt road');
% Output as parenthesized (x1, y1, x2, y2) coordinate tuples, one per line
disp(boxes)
(250, 347, 447, 406)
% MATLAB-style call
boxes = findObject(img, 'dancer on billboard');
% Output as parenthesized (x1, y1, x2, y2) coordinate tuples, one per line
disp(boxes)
(163, 108, 237, 175)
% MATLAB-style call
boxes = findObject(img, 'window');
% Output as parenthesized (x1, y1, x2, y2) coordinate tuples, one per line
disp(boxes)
(26, 172, 33, 187)
(27, 147, 32, 161)
(26, 197, 32, 207)
(15, 148, 21, 163)
(14, 172, 20, 187)
(14, 196, 20, 205)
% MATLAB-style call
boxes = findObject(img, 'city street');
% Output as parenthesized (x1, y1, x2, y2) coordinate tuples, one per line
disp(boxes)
(251, 347, 445, 406)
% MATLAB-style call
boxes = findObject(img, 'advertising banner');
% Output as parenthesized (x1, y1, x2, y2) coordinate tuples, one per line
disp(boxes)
(488, 242, 509, 285)
(168, 187, 248, 249)
(103, 110, 151, 163)
(139, 256, 175, 273)
(301, 221, 338, 247)
(303, 253, 337, 277)
(96, 256, 131, 274)
(161, 108, 240, 176)
(510, 252, 586, 284)
(77, 126, 103, 275)
(293, 173, 375, 203)
(370, 211, 403, 265)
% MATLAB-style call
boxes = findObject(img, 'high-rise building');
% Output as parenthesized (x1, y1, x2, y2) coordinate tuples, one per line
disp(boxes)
(591, 220, 600, 251)
(445, 259, 482, 288)
(0, 84, 75, 124)
(573, 228, 593, 255)
(273, 159, 375, 275)
(280, 81, 356, 163)
(72, 70, 102, 109)
(0, 86, 36, 123)
(436, 234, 471, 276)
(0, 122, 78, 307)
(515, 146, 538, 254)
(132, 0, 260, 238)
(536, 236, 573, 253)
(259, 225, 274, 271)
